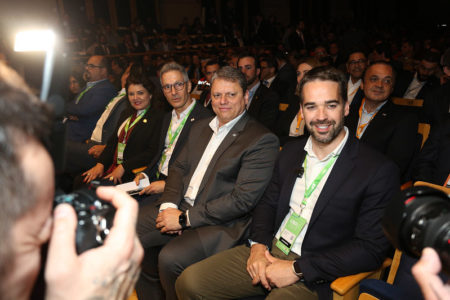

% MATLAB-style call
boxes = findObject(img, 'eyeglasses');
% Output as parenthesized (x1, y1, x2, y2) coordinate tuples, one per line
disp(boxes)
(162, 81, 186, 92)
(85, 63, 105, 69)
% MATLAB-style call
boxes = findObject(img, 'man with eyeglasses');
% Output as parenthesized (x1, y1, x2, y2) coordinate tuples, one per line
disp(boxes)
(135, 66, 279, 300)
(345, 61, 418, 181)
(346, 50, 367, 107)
(133, 62, 212, 199)
(65, 55, 117, 143)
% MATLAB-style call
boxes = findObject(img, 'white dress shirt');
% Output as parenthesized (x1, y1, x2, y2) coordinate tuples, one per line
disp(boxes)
(347, 78, 361, 104)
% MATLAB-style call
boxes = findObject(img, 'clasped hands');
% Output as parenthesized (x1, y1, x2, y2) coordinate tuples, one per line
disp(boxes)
(155, 208, 183, 235)
(246, 244, 300, 291)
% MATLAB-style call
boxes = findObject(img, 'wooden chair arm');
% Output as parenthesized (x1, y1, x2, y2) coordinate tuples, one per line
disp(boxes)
(331, 258, 392, 296)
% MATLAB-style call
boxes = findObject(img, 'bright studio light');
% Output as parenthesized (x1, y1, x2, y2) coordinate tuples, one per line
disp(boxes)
(14, 30, 55, 52)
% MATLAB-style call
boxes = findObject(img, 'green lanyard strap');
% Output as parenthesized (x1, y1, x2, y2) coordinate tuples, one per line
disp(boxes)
(157, 102, 196, 178)
(122, 107, 149, 143)
(75, 84, 95, 104)
(301, 154, 338, 209)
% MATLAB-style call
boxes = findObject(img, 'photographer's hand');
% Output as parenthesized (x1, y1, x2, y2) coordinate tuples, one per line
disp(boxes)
(412, 248, 450, 300)
(45, 187, 144, 300)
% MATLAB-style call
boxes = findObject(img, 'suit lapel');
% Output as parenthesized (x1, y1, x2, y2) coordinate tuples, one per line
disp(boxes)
(196, 113, 249, 195)
(361, 100, 392, 141)
(308, 137, 358, 228)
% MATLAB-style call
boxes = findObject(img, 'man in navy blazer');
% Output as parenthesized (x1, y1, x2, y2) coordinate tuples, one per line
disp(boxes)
(136, 66, 279, 300)
(65, 55, 117, 142)
(176, 66, 400, 300)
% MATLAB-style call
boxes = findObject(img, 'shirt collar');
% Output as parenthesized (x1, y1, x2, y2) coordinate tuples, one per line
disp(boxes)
(86, 78, 107, 88)
(362, 99, 388, 115)
(348, 78, 361, 88)
(171, 99, 196, 120)
(248, 81, 260, 101)
(304, 127, 349, 161)
(209, 111, 245, 134)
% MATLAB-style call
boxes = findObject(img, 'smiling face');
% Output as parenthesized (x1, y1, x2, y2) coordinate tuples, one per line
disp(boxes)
(127, 84, 152, 111)
(301, 80, 349, 145)
(211, 78, 248, 127)
(361, 63, 394, 103)
(346, 52, 367, 81)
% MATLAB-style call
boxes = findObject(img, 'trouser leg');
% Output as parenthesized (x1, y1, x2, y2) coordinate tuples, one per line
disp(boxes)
(176, 245, 267, 300)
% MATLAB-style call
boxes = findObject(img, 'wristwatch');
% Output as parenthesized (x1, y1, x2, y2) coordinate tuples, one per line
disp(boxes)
(292, 261, 304, 279)
(178, 212, 188, 230)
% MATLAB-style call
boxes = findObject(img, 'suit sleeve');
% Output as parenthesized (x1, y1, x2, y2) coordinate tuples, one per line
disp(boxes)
(295, 160, 399, 283)
(187, 133, 280, 228)
(385, 112, 418, 178)
(67, 84, 117, 118)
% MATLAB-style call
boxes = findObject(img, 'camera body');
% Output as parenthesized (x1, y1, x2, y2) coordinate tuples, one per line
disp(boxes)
(54, 186, 115, 254)
(382, 186, 450, 273)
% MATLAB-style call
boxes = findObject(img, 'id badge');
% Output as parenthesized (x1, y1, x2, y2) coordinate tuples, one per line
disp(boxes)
(275, 213, 307, 255)
(117, 142, 125, 164)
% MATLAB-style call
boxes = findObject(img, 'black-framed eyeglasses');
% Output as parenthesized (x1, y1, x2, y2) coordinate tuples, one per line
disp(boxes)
(162, 81, 186, 92)
(85, 63, 105, 69)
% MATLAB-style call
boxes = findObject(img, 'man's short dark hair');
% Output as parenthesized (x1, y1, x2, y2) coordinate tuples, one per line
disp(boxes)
(237, 52, 260, 69)
(373, 43, 391, 60)
(205, 59, 220, 68)
(211, 66, 247, 93)
(346, 49, 367, 63)
(259, 56, 277, 71)
(298, 66, 347, 104)
(0, 62, 52, 284)
(98, 56, 111, 75)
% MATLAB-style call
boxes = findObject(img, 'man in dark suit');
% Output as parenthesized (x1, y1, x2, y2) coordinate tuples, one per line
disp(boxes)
(133, 62, 212, 197)
(176, 66, 399, 300)
(65, 55, 117, 143)
(238, 53, 279, 130)
(346, 61, 418, 181)
(136, 66, 279, 300)
(346, 50, 367, 109)
(393, 51, 440, 101)
(273, 51, 298, 104)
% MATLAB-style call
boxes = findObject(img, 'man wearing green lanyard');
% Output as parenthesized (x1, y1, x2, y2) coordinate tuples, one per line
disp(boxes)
(176, 66, 400, 300)
(133, 62, 212, 198)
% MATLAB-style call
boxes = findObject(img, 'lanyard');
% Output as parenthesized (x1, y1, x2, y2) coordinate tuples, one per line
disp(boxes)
(157, 102, 196, 178)
(295, 113, 303, 133)
(356, 98, 378, 139)
(75, 84, 95, 104)
(122, 107, 149, 143)
(300, 155, 338, 211)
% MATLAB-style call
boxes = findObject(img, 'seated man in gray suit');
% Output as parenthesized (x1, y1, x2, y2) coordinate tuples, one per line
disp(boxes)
(136, 66, 280, 300)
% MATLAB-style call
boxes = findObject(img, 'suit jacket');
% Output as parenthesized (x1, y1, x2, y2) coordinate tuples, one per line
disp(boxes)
(144, 101, 213, 179)
(270, 63, 297, 104)
(393, 71, 439, 100)
(412, 115, 450, 185)
(250, 136, 400, 299)
(66, 79, 118, 142)
(98, 107, 164, 181)
(158, 113, 279, 253)
(247, 83, 279, 131)
(345, 99, 418, 180)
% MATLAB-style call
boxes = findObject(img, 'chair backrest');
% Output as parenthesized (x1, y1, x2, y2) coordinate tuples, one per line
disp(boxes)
(414, 181, 450, 194)
(417, 123, 430, 148)
(279, 103, 289, 111)
(392, 97, 424, 107)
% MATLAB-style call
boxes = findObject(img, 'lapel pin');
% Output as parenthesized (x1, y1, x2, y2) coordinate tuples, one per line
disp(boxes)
(232, 133, 237, 137)
(382, 113, 387, 117)
(143, 119, 147, 123)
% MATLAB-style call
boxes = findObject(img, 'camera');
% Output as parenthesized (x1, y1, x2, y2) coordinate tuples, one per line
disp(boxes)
(382, 186, 450, 274)
(54, 183, 116, 254)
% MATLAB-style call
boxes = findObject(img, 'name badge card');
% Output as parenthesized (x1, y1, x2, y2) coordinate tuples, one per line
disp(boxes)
(276, 213, 307, 255)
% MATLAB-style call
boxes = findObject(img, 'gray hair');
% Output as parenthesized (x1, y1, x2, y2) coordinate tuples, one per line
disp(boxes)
(159, 62, 189, 84)
(211, 66, 247, 93)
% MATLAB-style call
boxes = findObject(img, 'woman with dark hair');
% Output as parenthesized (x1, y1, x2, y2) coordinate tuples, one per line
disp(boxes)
(276, 57, 320, 144)
(82, 72, 163, 184)
(68, 69, 86, 101)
